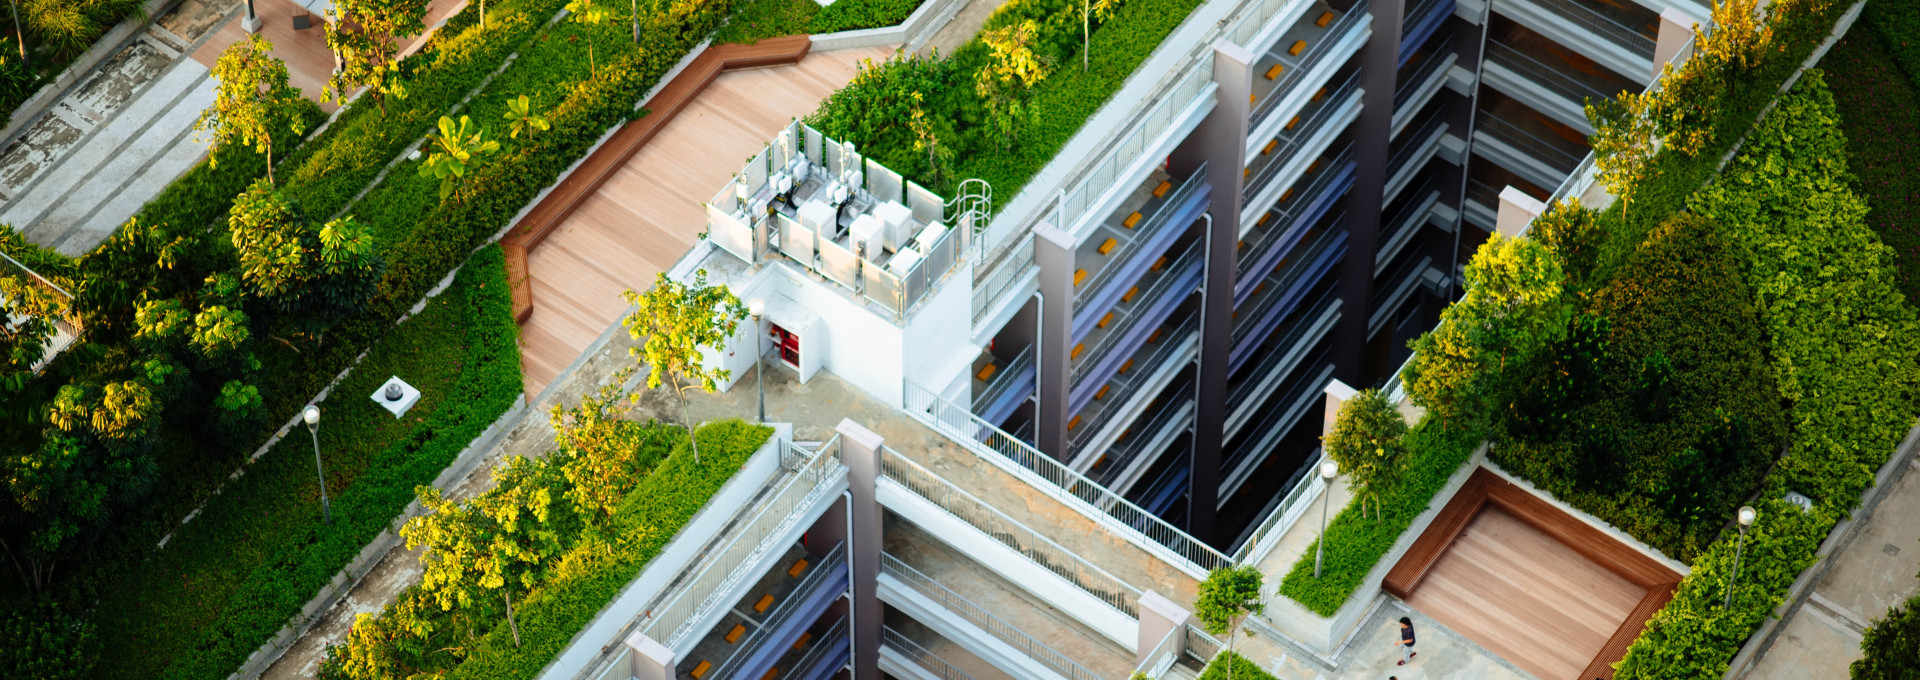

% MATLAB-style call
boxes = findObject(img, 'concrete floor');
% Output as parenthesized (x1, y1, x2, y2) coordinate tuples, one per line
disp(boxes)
(1742, 456, 1920, 680)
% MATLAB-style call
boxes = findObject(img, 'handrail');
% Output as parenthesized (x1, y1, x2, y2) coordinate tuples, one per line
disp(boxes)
(1245, 71, 1363, 202)
(879, 447, 1142, 617)
(1394, 34, 1456, 110)
(1074, 167, 1208, 318)
(1073, 239, 1202, 387)
(1387, 112, 1448, 178)
(1133, 623, 1183, 680)
(1251, 0, 1371, 128)
(1231, 448, 1325, 562)
(900, 380, 1232, 576)
(882, 553, 1105, 680)
(1070, 311, 1200, 454)
(706, 544, 849, 678)
(1485, 39, 1619, 109)
(1528, 0, 1657, 57)
(1184, 624, 1225, 663)
(639, 439, 845, 648)
(1230, 219, 1343, 349)
(973, 345, 1036, 415)
(792, 616, 851, 679)
(1475, 111, 1587, 172)
(882, 626, 978, 680)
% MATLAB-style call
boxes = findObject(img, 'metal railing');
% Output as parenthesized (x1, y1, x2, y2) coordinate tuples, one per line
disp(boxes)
(879, 448, 1141, 617)
(972, 235, 1036, 324)
(791, 616, 851, 679)
(639, 440, 846, 648)
(1226, 289, 1339, 434)
(1100, 374, 1193, 489)
(1231, 447, 1325, 563)
(882, 627, 977, 680)
(1073, 168, 1207, 321)
(881, 554, 1105, 680)
(1245, 71, 1363, 203)
(707, 545, 849, 679)
(1230, 218, 1343, 351)
(900, 380, 1232, 576)
(1387, 112, 1448, 180)
(1073, 240, 1202, 388)
(0, 249, 80, 374)
(1528, 0, 1657, 58)
(1394, 34, 1455, 110)
(1185, 624, 1226, 662)
(1486, 39, 1620, 109)
(1051, 66, 1215, 246)
(1133, 623, 1183, 680)
(1070, 311, 1200, 453)
(1251, 0, 1371, 129)
(1238, 143, 1353, 288)
(1476, 111, 1588, 173)
(972, 345, 1036, 417)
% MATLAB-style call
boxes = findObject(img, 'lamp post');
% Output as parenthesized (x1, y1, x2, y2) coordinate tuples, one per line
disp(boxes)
(7, 0, 25, 66)
(1314, 458, 1338, 578)
(748, 297, 766, 423)
(1724, 505, 1756, 609)
(303, 406, 332, 524)
(242, 0, 262, 33)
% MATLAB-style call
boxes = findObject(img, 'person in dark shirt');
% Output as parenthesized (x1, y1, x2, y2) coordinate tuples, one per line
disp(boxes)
(1395, 617, 1417, 665)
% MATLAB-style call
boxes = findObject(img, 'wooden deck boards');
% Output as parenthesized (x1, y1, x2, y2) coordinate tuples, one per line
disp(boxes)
(1385, 467, 1685, 679)
(1407, 505, 1645, 680)
(516, 45, 894, 394)
(194, 0, 464, 112)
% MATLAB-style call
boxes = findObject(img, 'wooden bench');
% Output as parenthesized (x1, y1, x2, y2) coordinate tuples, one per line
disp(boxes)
(1383, 467, 1682, 680)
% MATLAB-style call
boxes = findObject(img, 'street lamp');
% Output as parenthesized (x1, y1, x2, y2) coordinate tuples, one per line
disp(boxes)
(1724, 505, 1756, 609)
(7, 0, 26, 67)
(303, 405, 332, 524)
(242, 0, 262, 33)
(747, 297, 766, 423)
(1314, 458, 1338, 578)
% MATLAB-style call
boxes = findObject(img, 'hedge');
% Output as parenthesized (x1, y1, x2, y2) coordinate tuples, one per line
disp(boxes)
(1197, 650, 1278, 680)
(1277, 419, 1482, 616)
(87, 245, 523, 680)
(713, 0, 928, 44)
(1825, 0, 1920, 303)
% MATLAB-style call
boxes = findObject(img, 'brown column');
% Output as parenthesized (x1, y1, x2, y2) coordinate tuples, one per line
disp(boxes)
(835, 419, 884, 679)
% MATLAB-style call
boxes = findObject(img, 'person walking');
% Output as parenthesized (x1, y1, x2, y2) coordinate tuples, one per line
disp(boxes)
(1395, 617, 1417, 665)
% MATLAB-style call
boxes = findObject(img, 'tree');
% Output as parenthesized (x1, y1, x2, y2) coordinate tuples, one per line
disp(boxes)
(227, 182, 384, 340)
(549, 371, 675, 525)
(1585, 94, 1659, 221)
(976, 20, 1048, 148)
(621, 270, 745, 464)
(1081, 0, 1123, 71)
(1322, 388, 1407, 521)
(906, 92, 954, 186)
(1853, 592, 1920, 679)
(196, 35, 308, 185)
(1194, 565, 1264, 680)
(503, 94, 550, 139)
(417, 115, 502, 201)
(402, 456, 565, 648)
(323, 0, 431, 115)
(567, 0, 609, 77)
(1403, 233, 1569, 427)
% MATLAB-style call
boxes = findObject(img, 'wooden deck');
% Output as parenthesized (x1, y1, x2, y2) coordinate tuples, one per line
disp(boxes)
(514, 44, 895, 394)
(1386, 467, 1683, 680)
(194, 0, 464, 112)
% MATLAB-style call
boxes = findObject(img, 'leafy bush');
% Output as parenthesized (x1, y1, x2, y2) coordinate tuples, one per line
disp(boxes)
(1494, 214, 1786, 561)
(1278, 419, 1482, 616)
(1825, 6, 1920, 303)
(1613, 499, 1825, 680)
(320, 419, 774, 680)
(812, 0, 926, 33)
(1322, 388, 1408, 520)
(1853, 592, 1920, 680)
(1196, 650, 1278, 680)
(712, 0, 926, 44)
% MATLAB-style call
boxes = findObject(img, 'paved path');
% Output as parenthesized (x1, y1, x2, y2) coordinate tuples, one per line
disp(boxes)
(1741, 455, 1920, 680)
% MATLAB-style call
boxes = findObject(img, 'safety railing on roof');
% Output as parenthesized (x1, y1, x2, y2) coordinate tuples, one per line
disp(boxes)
(1226, 0, 1304, 47)
(881, 553, 1107, 680)
(1250, 0, 1372, 129)
(882, 626, 977, 680)
(1185, 624, 1226, 662)
(879, 448, 1142, 617)
(901, 380, 1232, 578)
(1526, 0, 1657, 58)
(639, 438, 845, 648)
(1231, 448, 1326, 563)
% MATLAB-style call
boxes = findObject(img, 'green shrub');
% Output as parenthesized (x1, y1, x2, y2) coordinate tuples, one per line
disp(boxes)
(1196, 650, 1278, 680)
(1278, 419, 1482, 616)
(1494, 214, 1786, 562)
(811, 0, 925, 32)
(1825, 10, 1920, 304)
(1853, 592, 1920, 680)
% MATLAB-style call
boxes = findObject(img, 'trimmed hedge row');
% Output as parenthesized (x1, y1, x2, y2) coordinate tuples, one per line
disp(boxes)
(1277, 419, 1482, 616)
(1197, 650, 1279, 680)
(89, 245, 522, 680)
(712, 0, 927, 44)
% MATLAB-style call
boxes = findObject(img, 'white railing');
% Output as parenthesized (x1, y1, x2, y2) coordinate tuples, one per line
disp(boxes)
(1133, 623, 1183, 680)
(901, 380, 1232, 577)
(882, 626, 977, 680)
(792, 616, 850, 678)
(638, 439, 846, 648)
(880, 447, 1141, 617)
(1231, 448, 1326, 563)
(882, 553, 1105, 680)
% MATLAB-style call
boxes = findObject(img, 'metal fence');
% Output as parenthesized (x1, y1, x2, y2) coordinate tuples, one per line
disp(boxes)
(1231, 448, 1326, 563)
(792, 616, 851, 679)
(900, 380, 1232, 577)
(639, 440, 845, 648)
(1251, 0, 1372, 129)
(0, 249, 80, 374)
(1133, 623, 1183, 680)
(881, 554, 1105, 680)
(1476, 112, 1588, 174)
(1485, 38, 1620, 109)
(707, 544, 848, 678)
(1528, 0, 1656, 57)
(1394, 33, 1456, 110)
(882, 626, 977, 680)
(878, 447, 1141, 617)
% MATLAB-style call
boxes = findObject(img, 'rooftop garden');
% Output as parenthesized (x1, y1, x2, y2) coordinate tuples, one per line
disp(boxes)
(713, 0, 929, 43)
(0, 0, 761, 675)
(1279, 1, 1920, 678)
(0, 0, 147, 130)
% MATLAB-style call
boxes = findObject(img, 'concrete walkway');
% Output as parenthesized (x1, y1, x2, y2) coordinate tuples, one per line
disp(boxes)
(1740, 455, 1920, 680)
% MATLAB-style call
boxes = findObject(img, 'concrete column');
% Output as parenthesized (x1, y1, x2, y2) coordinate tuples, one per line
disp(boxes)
(1334, 0, 1406, 389)
(1322, 378, 1357, 437)
(1033, 222, 1075, 462)
(626, 631, 676, 680)
(1495, 186, 1546, 239)
(1184, 39, 1256, 545)
(1136, 591, 1194, 667)
(835, 419, 884, 680)
(1653, 9, 1696, 80)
